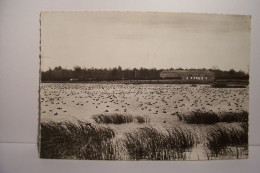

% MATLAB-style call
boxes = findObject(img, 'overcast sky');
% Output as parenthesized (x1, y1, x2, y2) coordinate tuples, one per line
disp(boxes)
(41, 11, 250, 72)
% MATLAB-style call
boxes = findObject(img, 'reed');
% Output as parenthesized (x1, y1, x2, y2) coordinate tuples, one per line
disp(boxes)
(93, 114, 133, 124)
(177, 110, 248, 124)
(202, 123, 248, 159)
(134, 115, 150, 123)
(177, 111, 219, 124)
(124, 127, 196, 160)
(40, 120, 127, 160)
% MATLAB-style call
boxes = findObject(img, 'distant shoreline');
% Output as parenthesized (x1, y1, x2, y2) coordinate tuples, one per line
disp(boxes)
(41, 79, 249, 86)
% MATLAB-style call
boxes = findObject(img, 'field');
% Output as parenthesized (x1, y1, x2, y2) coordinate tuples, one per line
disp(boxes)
(40, 83, 249, 160)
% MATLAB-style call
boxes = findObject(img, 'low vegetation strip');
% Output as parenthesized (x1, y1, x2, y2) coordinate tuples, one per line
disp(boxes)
(218, 111, 248, 122)
(93, 114, 150, 124)
(124, 127, 197, 160)
(177, 110, 248, 124)
(211, 83, 247, 88)
(40, 120, 125, 160)
(134, 115, 150, 123)
(93, 114, 134, 124)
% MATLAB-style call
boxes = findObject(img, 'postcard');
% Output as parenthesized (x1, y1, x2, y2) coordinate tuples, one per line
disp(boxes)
(39, 11, 250, 160)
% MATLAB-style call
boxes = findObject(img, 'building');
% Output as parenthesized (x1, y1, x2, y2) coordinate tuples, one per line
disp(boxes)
(160, 70, 215, 81)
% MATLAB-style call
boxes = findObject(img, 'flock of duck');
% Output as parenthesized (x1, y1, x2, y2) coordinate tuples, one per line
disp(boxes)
(40, 83, 249, 121)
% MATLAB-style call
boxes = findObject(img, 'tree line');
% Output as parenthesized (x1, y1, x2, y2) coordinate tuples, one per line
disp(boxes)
(41, 66, 249, 82)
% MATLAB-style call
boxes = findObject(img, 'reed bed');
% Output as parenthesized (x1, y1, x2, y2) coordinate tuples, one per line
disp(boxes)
(40, 120, 248, 160)
(177, 110, 248, 124)
(218, 111, 248, 123)
(134, 115, 150, 123)
(93, 114, 134, 124)
(202, 123, 248, 159)
(40, 120, 127, 160)
(124, 127, 197, 160)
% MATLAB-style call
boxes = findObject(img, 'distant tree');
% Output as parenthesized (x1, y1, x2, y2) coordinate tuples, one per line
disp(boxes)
(111, 67, 118, 77)
(229, 69, 236, 74)
(41, 66, 249, 82)
(211, 65, 219, 70)
(74, 66, 82, 79)
(53, 66, 63, 80)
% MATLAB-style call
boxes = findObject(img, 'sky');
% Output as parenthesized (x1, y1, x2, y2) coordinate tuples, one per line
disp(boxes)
(41, 11, 251, 72)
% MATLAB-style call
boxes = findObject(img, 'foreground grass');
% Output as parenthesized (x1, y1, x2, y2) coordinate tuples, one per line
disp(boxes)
(177, 110, 248, 124)
(40, 120, 127, 160)
(202, 123, 248, 159)
(40, 121, 196, 160)
(124, 127, 197, 160)
(40, 118, 248, 160)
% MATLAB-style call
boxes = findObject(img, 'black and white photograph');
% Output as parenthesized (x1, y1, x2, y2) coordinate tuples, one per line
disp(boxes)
(39, 11, 250, 160)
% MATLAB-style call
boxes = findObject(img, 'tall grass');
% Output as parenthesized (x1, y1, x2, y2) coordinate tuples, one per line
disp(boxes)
(93, 114, 133, 124)
(40, 115, 248, 160)
(134, 115, 150, 123)
(218, 111, 248, 123)
(93, 114, 150, 124)
(124, 127, 197, 160)
(177, 110, 248, 124)
(40, 120, 127, 160)
(177, 111, 219, 124)
(202, 123, 248, 159)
